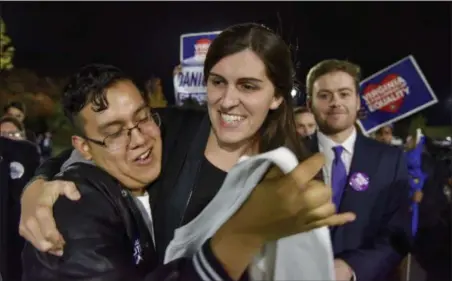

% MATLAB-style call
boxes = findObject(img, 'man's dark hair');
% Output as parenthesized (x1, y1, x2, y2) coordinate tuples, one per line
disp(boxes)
(62, 64, 145, 132)
(306, 59, 361, 98)
(3, 101, 26, 115)
(375, 124, 393, 136)
(293, 106, 311, 116)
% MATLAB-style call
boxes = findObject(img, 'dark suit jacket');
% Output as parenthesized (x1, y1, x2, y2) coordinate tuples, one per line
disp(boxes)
(305, 133, 412, 281)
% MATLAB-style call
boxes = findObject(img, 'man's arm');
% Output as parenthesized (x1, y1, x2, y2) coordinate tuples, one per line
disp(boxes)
(21, 179, 242, 281)
(19, 153, 355, 280)
(21, 148, 81, 218)
(22, 180, 145, 281)
(336, 149, 413, 280)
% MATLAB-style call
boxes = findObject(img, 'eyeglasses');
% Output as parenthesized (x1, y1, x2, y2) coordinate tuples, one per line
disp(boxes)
(1, 131, 25, 140)
(82, 111, 161, 151)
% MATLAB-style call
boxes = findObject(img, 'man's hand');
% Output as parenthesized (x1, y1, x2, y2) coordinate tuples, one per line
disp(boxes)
(19, 178, 81, 255)
(212, 153, 356, 280)
(334, 259, 354, 281)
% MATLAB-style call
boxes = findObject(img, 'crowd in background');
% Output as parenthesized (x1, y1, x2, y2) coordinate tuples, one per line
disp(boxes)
(0, 24, 451, 281)
(1, 76, 451, 281)
(1, 101, 53, 161)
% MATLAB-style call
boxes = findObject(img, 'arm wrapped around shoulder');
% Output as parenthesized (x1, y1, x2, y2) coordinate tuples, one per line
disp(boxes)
(21, 178, 141, 281)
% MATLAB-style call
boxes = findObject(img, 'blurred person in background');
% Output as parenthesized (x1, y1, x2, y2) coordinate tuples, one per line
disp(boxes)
(404, 129, 427, 237)
(40, 131, 53, 160)
(0, 116, 26, 141)
(35, 134, 43, 157)
(375, 124, 394, 145)
(3, 101, 36, 143)
(294, 106, 317, 138)
(411, 137, 451, 281)
(0, 136, 40, 281)
(3, 102, 25, 123)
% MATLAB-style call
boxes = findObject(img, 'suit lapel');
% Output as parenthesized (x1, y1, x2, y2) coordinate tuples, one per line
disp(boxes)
(331, 134, 380, 242)
(339, 134, 379, 213)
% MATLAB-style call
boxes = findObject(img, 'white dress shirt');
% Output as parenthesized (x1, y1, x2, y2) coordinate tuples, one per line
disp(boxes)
(316, 128, 358, 281)
(134, 192, 155, 246)
(317, 128, 357, 187)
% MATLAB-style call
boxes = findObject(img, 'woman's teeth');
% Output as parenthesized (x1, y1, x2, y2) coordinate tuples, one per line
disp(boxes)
(137, 150, 150, 161)
(220, 113, 245, 124)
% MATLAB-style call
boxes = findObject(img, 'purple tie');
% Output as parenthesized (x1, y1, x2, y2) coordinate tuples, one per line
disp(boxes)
(331, 146, 347, 207)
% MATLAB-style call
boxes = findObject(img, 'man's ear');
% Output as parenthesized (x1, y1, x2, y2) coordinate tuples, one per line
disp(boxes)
(71, 135, 93, 161)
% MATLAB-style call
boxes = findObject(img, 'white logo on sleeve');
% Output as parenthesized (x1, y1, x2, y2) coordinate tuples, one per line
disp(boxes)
(133, 239, 143, 264)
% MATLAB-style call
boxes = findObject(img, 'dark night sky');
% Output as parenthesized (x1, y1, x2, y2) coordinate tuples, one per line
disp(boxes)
(2, 1, 451, 125)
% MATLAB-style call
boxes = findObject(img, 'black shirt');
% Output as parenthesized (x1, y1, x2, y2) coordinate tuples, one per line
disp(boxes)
(182, 156, 227, 225)
(180, 156, 250, 281)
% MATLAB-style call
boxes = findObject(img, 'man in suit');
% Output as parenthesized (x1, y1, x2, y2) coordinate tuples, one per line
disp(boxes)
(305, 59, 412, 281)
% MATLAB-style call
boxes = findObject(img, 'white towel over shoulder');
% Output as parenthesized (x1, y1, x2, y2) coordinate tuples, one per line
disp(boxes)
(164, 147, 335, 280)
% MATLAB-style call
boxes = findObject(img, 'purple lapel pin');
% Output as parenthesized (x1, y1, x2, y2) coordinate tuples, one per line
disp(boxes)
(349, 172, 370, 191)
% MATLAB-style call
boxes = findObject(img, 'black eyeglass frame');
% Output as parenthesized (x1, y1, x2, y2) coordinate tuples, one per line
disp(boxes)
(80, 111, 161, 149)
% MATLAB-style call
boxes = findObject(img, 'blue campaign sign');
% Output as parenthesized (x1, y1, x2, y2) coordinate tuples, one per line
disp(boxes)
(357, 55, 438, 135)
(180, 31, 221, 64)
(174, 31, 220, 106)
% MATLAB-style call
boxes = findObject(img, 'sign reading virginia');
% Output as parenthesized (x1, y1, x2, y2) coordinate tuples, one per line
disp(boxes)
(357, 55, 438, 135)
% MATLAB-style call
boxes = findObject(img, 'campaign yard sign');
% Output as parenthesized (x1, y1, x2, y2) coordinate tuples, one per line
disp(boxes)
(174, 31, 221, 106)
(357, 55, 438, 135)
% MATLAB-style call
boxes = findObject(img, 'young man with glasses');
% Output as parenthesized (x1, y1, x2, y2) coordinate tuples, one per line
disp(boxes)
(21, 65, 166, 281)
